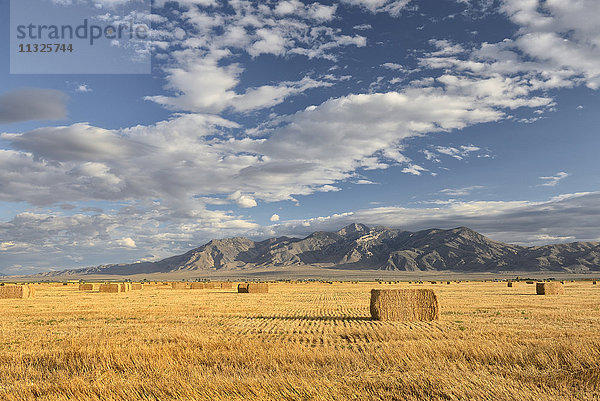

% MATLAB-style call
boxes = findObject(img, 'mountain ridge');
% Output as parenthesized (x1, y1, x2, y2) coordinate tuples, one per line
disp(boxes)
(36, 224, 600, 276)
(39, 223, 600, 276)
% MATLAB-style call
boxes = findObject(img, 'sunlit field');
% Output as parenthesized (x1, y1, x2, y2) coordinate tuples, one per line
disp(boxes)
(1, 281, 599, 400)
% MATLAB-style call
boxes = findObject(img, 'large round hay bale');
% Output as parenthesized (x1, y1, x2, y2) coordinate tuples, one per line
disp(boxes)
(79, 283, 97, 291)
(238, 283, 268, 293)
(370, 289, 439, 321)
(536, 282, 564, 295)
(99, 284, 121, 293)
(171, 282, 189, 290)
(507, 282, 515, 287)
(0, 285, 35, 299)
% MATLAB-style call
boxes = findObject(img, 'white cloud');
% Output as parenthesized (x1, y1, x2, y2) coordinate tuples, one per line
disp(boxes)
(439, 186, 484, 196)
(401, 164, 427, 176)
(229, 191, 258, 208)
(433, 145, 482, 160)
(539, 171, 569, 187)
(116, 237, 136, 248)
(270, 213, 280, 222)
(146, 1, 365, 113)
(418, 0, 600, 110)
(342, 0, 412, 16)
(76, 84, 93, 93)
(382, 62, 406, 71)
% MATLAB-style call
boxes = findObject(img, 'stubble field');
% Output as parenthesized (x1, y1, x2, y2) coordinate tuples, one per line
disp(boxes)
(1, 281, 599, 400)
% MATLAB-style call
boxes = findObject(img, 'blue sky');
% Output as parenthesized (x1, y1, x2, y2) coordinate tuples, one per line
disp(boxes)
(0, 0, 599, 273)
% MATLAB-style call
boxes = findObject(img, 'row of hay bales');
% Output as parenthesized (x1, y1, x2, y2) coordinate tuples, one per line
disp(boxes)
(0, 284, 36, 299)
(79, 283, 144, 292)
(369, 280, 573, 322)
(169, 282, 234, 290)
(506, 281, 566, 295)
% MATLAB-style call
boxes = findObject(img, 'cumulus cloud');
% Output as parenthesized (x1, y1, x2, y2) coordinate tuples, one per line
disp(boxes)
(229, 191, 258, 208)
(270, 214, 280, 222)
(342, 0, 412, 16)
(418, 0, 600, 112)
(146, 1, 364, 113)
(0, 88, 68, 124)
(116, 237, 136, 248)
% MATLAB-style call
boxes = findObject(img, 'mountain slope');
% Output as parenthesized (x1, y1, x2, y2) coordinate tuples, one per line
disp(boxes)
(37, 224, 600, 276)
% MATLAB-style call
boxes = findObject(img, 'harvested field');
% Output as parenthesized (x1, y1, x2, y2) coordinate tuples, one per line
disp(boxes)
(0, 281, 599, 400)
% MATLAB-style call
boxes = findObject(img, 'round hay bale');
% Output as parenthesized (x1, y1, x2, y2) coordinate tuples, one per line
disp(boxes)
(370, 289, 439, 321)
(536, 282, 564, 295)
(171, 282, 189, 290)
(79, 283, 98, 291)
(99, 284, 121, 293)
(238, 283, 268, 293)
(0, 285, 35, 299)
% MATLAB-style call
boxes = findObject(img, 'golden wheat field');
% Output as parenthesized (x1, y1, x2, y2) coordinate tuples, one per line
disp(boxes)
(1, 281, 599, 400)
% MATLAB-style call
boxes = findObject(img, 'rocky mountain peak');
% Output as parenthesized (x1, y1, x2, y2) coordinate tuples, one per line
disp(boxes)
(336, 223, 370, 237)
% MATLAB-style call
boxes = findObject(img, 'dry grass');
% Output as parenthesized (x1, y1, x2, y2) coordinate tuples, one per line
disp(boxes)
(1, 281, 600, 400)
(370, 288, 439, 321)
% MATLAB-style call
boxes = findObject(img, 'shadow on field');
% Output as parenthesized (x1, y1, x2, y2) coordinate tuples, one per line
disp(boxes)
(232, 315, 373, 322)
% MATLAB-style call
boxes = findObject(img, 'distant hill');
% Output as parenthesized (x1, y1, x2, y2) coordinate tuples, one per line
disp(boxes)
(36, 224, 600, 276)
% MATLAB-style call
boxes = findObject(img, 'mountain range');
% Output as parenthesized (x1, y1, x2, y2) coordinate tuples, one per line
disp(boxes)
(37, 224, 600, 276)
